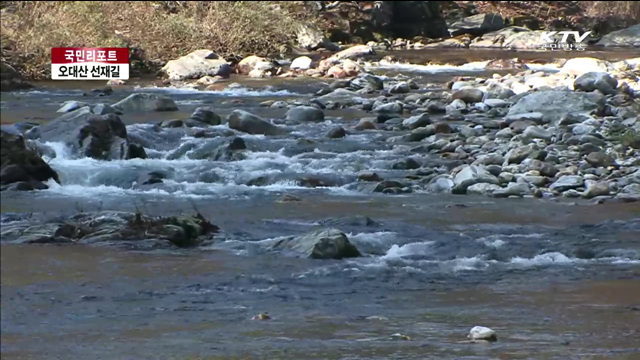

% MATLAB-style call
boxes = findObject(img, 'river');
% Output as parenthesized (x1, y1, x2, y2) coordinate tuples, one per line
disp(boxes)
(1, 48, 639, 360)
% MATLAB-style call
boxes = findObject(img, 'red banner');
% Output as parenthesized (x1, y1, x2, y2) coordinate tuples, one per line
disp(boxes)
(51, 47, 129, 64)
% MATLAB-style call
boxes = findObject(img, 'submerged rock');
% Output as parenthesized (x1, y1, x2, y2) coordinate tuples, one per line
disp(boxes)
(227, 110, 287, 135)
(37, 109, 144, 160)
(468, 326, 497, 342)
(1, 211, 220, 248)
(1, 130, 60, 190)
(265, 228, 361, 260)
(112, 93, 178, 112)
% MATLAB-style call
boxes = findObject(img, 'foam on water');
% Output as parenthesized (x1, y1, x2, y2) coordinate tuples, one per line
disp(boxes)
(9, 89, 85, 97)
(133, 85, 297, 97)
(475, 233, 545, 248)
(525, 63, 562, 72)
(381, 241, 435, 259)
(347, 232, 398, 244)
(368, 60, 490, 73)
(510, 252, 579, 267)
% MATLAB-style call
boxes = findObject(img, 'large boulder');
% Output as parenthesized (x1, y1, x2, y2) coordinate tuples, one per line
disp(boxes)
(227, 110, 287, 135)
(1, 130, 60, 190)
(560, 58, 610, 77)
(266, 228, 361, 259)
(452, 165, 500, 194)
(0, 62, 34, 92)
(112, 93, 178, 112)
(448, 13, 505, 37)
(506, 90, 606, 125)
(388, 1, 449, 39)
(574, 72, 618, 95)
(470, 27, 550, 49)
(160, 49, 232, 81)
(285, 106, 325, 123)
(185, 107, 222, 127)
(1, 211, 219, 248)
(595, 24, 640, 48)
(297, 25, 341, 51)
(236, 55, 278, 75)
(36, 108, 144, 160)
(319, 45, 374, 70)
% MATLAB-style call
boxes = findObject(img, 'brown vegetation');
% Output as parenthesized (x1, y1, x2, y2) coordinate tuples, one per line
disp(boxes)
(1, 1, 317, 79)
(1, 1, 639, 80)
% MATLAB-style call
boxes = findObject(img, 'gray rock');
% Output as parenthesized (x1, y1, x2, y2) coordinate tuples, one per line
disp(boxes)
(453, 165, 500, 194)
(350, 74, 384, 91)
(504, 112, 544, 125)
(550, 175, 584, 192)
(447, 99, 467, 112)
(389, 82, 410, 94)
(559, 113, 593, 126)
(496, 128, 514, 139)
(285, 106, 325, 123)
(1, 130, 60, 189)
(402, 113, 431, 129)
(316, 89, 363, 107)
(522, 126, 553, 142)
(523, 159, 558, 177)
(585, 151, 614, 168)
(510, 120, 535, 134)
(327, 126, 347, 139)
(57, 101, 89, 113)
(470, 26, 552, 49)
(484, 98, 509, 108)
(452, 81, 474, 91)
(507, 91, 606, 125)
(522, 175, 548, 187)
(474, 153, 504, 166)
(297, 25, 340, 51)
(506, 145, 535, 164)
(582, 181, 610, 199)
(373, 101, 403, 114)
(452, 88, 484, 104)
(189, 107, 222, 126)
(449, 13, 505, 37)
(161, 49, 232, 81)
(467, 182, 502, 195)
(485, 83, 516, 99)
(595, 23, 640, 48)
(112, 93, 178, 112)
(91, 103, 118, 115)
(266, 228, 360, 260)
(355, 119, 377, 131)
(574, 72, 618, 95)
(492, 182, 531, 197)
(572, 124, 596, 135)
(37, 109, 139, 160)
(428, 176, 455, 193)
(227, 110, 287, 135)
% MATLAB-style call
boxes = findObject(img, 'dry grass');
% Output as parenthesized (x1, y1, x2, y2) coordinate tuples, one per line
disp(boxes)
(581, 1, 640, 22)
(0, 1, 317, 79)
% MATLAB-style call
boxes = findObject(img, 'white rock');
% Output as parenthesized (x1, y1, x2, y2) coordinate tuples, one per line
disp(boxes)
(560, 57, 611, 77)
(511, 81, 530, 94)
(468, 326, 497, 341)
(290, 56, 313, 70)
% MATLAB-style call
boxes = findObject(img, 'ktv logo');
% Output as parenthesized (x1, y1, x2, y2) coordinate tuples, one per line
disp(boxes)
(539, 31, 592, 51)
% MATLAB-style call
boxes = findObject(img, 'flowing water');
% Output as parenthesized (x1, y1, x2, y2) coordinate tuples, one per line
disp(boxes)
(1, 49, 640, 360)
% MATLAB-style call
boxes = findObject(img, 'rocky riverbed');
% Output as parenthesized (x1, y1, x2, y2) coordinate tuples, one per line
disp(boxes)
(1, 48, 639, 359)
